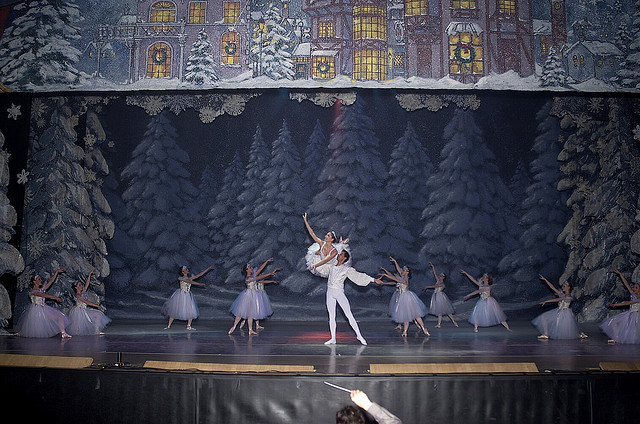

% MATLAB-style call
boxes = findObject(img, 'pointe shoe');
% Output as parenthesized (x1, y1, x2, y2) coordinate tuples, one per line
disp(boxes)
(239, 320, 245, 329)
(607, 339, 616, 344)
(401, 332, 407, 337)
(228, 327, 236, 335)
(357, 337, 367, 346)
(256, 325, 264, 330)
(62, 332, 72, 339)
(164, 326, 171, 330)
(186, 326, 196, 331)
(248, 330, 257, 335)
(434, 324, 441, 329)
(324, 338, 336, 345)
(453, 322, 459, 328)
(579, 332, 588, 339)
(537, 335, 549, 340)
(474, 327, 478, 333)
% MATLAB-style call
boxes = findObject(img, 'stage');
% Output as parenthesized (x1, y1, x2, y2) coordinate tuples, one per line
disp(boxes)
(1, 319, 639, 423)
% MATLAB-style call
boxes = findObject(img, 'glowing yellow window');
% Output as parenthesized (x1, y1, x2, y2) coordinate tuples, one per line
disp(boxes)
(224, 1, 240, 24)
(452, 0, 476, 9)
(222, 32, 240, 65)
(499, 0, 515, 14)
(579, 55, 584, 66)
(405, 0, 427, 16)
(353, 5, 387, 41)
(147, 42, 172, 78)
(394, 54, 404, 66)
(189, 2, 206, 24)
(448, 32, 483, 75)
(353, 49, 387, 80)
(540, 36, 548, 55)
(319, 21, 334, 38)
(150, 1, 176, 23)
(573, 55, 577, 66)
(312, 56, 336, 79)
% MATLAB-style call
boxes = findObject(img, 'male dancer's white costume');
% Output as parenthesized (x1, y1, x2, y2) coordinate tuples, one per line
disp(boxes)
(325, 260, 373, 345)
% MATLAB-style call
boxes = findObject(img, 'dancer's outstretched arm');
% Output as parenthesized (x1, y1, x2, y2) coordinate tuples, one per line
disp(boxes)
(607, 300, 636, 308)
(389, 256, 403, 276)
(612, 269, 633, 295)
(540, 297, 562, 306)
(302, 213, 323, 245)
(191, 265, 214, 280)
(256, 258, 273, 275)
(256, 267, 282, 281)
(460, 270, 480, 286)
(45, 268, 65, 290)
(311, 249, 338, 270)
(539, 274, 562, 296)
(463, 289, 480, 300)
(83, 269, 96, 293)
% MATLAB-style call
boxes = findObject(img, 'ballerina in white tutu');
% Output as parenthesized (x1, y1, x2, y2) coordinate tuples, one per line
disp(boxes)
(163, 265, 214, 331)
(532, 274, 586, 340)
(303, 212, 350, 277)
(600, 269, 640, 344)
(239, 258, 278, 332)
(462, 270, 510, 332)
(228, 259, 281, 335)
(377, 256, 430, 337)
(423, 262, 458, 328)
(67, 269, 111, 336)
(15, 268, 71, 339)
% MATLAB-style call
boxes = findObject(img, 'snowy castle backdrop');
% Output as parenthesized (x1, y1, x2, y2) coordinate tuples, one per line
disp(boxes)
(0, 0, 639, 91)
(0, 90, 638, 327)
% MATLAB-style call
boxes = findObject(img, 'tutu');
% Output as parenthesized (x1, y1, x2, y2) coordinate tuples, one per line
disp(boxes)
(390, 287, 428, 323)
(429, 288, 455, 316)
(67, 301, 111, 336)
(230, 282, 269, 320)
(305, 242, 351, 277)
(468, 290, 507, 327)
(15, 295, 71, 338)
(162, 280, 199, 320)
(600, 302, 640, 344)
(256, 283, 273, 318)
(532, 305, 581, 339)
(388, 288, 400, 316)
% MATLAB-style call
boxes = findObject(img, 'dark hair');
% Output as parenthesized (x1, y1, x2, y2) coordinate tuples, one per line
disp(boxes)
(562, 281, 573, 290)
(336, 405, 365, 424)
(342, 250, 350, 262)
(405, 267, 412, 279)
(485, 274, 493, 284)
(241, 264, 249, 276)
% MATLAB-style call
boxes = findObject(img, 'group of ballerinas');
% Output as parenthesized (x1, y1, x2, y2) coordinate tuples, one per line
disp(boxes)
(15, 268, 111, 339)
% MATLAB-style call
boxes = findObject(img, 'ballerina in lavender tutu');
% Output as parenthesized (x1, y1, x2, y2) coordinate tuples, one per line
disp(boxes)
(600, 269, 640, 344)
(67, 269, 111, 336)
(15, 268, 71, 339)
(423, 262, 458, 328)
(532, 274, 587, 340)
(377, 257, 430, 337)
(462, 270, 510, 333)
(303, 212, 350, 277)
(163, 265, 214, 331)
(238, 258, 278, 332)
(228, 259, 280, 335)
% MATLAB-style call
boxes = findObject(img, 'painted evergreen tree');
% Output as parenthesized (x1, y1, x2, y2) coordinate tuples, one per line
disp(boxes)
(120, 111, 212, 288)
(260, 2, 296, 80)
(419, 109, 514, 296)
(225, 126, 270, 284)
(184, 28, 218, 85)
(207, 152, 243, 267)
(612, 0, 640, 88)
(0, 131, 24, 277)
(300, 119, 327, 209)
(499, 101, 569, 299)
(0, 0, 84, 90)
(540, 47, 566, 87)
(20, 98, 111, 311)
(250, 120, 305, 277)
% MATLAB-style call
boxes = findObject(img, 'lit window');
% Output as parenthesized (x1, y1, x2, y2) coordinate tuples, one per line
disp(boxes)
(597, 59, 603, 67)
(150, 1, 176, 23)
(540, 35, 548, 55)
(609, 59, 614, 67)
(353, 49, 388, 80)
(449, 32, 483, 75)
(353, 5, 387, 41)
(405, 0, 427, 16)
(579, 55, 584, 66)
(147, 42, 172, 78)
(189, 2, 206, 24)
(312, 56, 336, 79)
(499, 0, 515, 14)
(222, 32, 240, 64)
(452, 0, 476, 9)
(319, 21, 334, 38)
(572, 55, 577, 66)
(224, 1, 240, 24)
(394, 54, 404, 66)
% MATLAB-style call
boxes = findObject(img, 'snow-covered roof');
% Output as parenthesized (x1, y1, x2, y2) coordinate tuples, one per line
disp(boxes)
(294, 43, 311, 56)
(118, 15, 137, 25)
(565, 40, 622, 57)
(446, 22, 483, 36)
(533, 19, 551, 35)
(312, 49, 338, 56)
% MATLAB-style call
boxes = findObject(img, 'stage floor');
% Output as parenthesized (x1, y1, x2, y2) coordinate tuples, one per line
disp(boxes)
(2, 318, 639, 374)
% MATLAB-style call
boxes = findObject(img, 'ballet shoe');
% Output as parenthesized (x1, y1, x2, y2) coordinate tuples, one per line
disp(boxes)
(474, 327, 478, 333)
(579, 332, 588, 339)
(186, 326, 196, 331)
(324, 339, 336, 345)
(62, 332, 72, 339)
(607, 339, 616, 344)
(248, 330, 258, 335)
(228, 327, 236, 335)
(357, 337, 367, 346)
(453, 322, 459, 328)
(239, 320, 245, 329)
(401, 332, 407, 337)
(256, 325, 264, 330)
(537, 335, 549, 340)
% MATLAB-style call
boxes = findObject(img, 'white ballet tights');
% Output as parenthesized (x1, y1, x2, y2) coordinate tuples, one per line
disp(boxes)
(326, 288, 364, 341)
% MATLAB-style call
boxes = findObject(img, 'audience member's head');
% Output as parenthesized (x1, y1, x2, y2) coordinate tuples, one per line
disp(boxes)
(336, 405, 365, 424)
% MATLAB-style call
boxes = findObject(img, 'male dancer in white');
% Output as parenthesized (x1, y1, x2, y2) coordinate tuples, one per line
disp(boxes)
(320, 250, 382, 346)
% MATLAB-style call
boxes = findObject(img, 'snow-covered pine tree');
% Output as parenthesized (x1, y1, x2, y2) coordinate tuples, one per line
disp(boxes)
(498, 101, 569, 300)
(249, 120, 304, 277)
(419, 108, 515, 296)
(612, 0, 640, 88)
(20, 98, 109, 311)
(540, 47, 566, 87)
(0, 131, 24, 277)
(120, 110, 210, 288)
(225, 126, 270, 284)
(0, 0, 84, 90)
(184, 28, 219, 85)
(260, 2, 296, 80)
(196, 165, 218, 222)
(300, 119, 327, 209)
(207, 152, 244, 267)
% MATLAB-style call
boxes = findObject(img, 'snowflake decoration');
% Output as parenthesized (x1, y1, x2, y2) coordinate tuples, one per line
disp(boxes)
(7, 104, 21, 120)
(633, 125, 640, 142)
(199, 106, 220, 123)
(23, 188, 34, 206)
(17, 267, 34, 291)
(27, 231, 47, 259)
(222, 95, 248, 116)
(30, 99, 47, 120)
(108, 140, 115, 148)
(289, 91, 357, 107)
(573, 113, 590, 131)
(84, 133, 97, 147)
(85, 170, 96, 183)
(16, 169, 29, 185)
(587, 98, 603, 113)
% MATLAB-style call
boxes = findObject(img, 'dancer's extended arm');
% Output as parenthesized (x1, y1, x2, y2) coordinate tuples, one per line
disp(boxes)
(45, 268, 65, 290)
(191, 265, 215, 280)
(302, 213, 323, 245)
(539, 274, 562, 296)
(460, 270, 480, 286)
(612, 269, 633, 295)
(83, 269, 96, 293)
